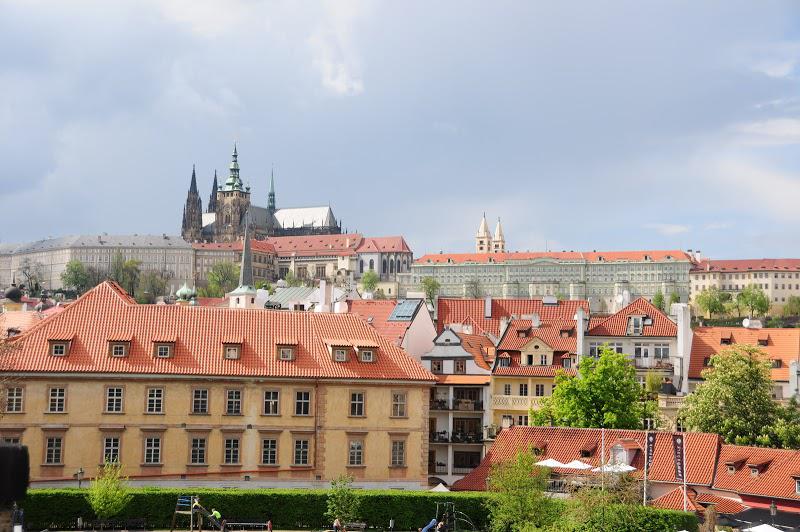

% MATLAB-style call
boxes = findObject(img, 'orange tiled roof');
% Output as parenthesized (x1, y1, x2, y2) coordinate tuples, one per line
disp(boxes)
(355, 236, 411, 254)
(418, 250, 691, 265)
(452, 426, 720, 491)
(713, 444, 800, 502)
(7, 282, 435, 383)
(497, 319, 577, 352)
(692, 259, 800, 273)
(688, 327, 800, 380)
(437, 298, 588, 336)
(265, 233, 362, 257)
(455, 331, 495, 370)
(192, 239, 276, 254)
(650, 487, 746, 515)
(492, 355, 576, 377)
(347, 300, 409, 345)
(587, 298, 677, 337)
(0, 310, 51, 335)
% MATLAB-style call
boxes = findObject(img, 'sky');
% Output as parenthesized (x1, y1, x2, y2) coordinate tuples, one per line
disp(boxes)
(2, 1, 800, 258)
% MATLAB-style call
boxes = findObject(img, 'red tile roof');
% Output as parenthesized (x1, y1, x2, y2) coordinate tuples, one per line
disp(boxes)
(587, 298, 677, 337)
(355, 236, 411, 254)
(347, 300, 409, 345)
(452, 426, 720, 491)
(650, 487, 747, 515)
(692, 259, 800, 273)
(0, 310, 52, 335)
(437, 298, 588, 336)
(417, 250, 691, 265)
(7, 282, 435, 383)
(497, 319, 577, 352)
(192, 239, 276, 254)
(713, 444, 800, 502)
(492, 355, 576, 377)
(266, 233, 362, 257)
(688, 327, 800, 380)
(455, 332, 495, 370)
(435, 375, 491, 385)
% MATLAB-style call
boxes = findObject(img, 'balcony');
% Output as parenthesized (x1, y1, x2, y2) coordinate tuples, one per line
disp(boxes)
(492, 395, 544, 410)
(657, 395, 685, 410)
(429, 431, 483, 444)
(633, 358, 674, 370)
(429, 399, 484, 412)
(429, 463, 448, 475)
(452, 465, 477, 475)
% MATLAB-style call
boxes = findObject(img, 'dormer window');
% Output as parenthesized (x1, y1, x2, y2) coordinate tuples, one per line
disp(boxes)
(154, 343, 174, 358)
(223, 344, 241, 360)
(278, 346, 295, 361)
(498, 357, 510, 368)
(727, 464, 736, 475)
(628, 316, 643, 336)
(720, 333, 732, 345)
(796, 478, 800, 494)
(580, 449, 591, 458)
(108, 342, 129, 358)
(360, 350, 374, 363)
(334, 348, 348, 362)
(703, 357, 712, 367)
(771, 359, 782, 369)
(749, 466, 759, 477)
(50, 342, 68, 356)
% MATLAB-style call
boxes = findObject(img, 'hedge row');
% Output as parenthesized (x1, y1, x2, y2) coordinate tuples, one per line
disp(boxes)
(21, 488, 489, 531)
(21, 488, 697, 531)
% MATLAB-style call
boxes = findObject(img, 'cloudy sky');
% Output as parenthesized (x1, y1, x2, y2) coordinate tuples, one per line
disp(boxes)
(2, 1, 800, 258)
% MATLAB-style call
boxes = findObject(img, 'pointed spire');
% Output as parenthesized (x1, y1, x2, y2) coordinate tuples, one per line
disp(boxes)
(268, 167, 276, 212)
(223, 142, 243, 191)
(476, 212, 490, 238)
(494, 217, 504, 241)
(238, 211, 254, 288)
(189, 164, 198, 194)
(208, 170, 218, 213)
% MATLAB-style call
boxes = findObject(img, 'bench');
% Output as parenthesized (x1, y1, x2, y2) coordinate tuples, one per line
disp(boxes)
(345, 522, 367, 531)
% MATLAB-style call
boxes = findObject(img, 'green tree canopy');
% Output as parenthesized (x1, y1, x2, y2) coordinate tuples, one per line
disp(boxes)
(486, 449, 555, 532)
(283, 271, 305, 288)
(669, 292, 680, 305)
(652, 290, 665, 311)
(136, 271, 168, 304)
(530, 348, 650, 429)
(360, 270, 379, 293)
(694, 287, 726, 318)
(61, 260, 91, 295)
(325, 475, 361, 525)
(678, 345, 778, 446)
(737, 285, 770, 317)
(783, 295, 800, 317)
(199, 261, 240, 297)
(109, 253, 141, 296)
(421, 277, 440, 307)
(86, 461, 133, 520)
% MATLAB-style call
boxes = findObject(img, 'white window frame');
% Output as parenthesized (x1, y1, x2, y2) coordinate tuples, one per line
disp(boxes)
(279, 347, 294, 360)
(146, 388, 164, 414)
(360, 350, 374, 362)
(224, 345, 241, 360)
(51, 343, 66, 356)
(334, 348, 348, 362)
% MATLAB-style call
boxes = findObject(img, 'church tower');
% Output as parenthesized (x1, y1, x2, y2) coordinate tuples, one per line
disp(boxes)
(214, 144, 252, 243)
(207, 169, 218, 213)
(181, 165, 203, 242)
(492, 218, 506, 253)
(475, 213, 490, 253)
(228, 212, 258, 309)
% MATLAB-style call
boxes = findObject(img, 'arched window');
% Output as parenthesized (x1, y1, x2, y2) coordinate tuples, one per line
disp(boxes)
(403, 259, 407, 270)
(390, 260, 395, 273)
(396, 259, 400, 272)
(369, 259, 374, 271)
(359, 260, 364, 273)
(382, 259, 387, 274)
(224, 214, 231, 224)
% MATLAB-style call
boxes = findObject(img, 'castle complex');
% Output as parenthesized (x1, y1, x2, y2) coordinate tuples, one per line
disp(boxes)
(181, 145, 342, 243)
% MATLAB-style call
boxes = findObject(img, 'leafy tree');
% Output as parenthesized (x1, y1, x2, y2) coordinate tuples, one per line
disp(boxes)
(325, 475, 361, 525)
(86, 265, 109, 288)
(783, 295, 800, 317)
(421, 277, 440, 308)
(486, 449, 556, 532)
(257, 281, 273, 293)
(207, 261, 240, 295)
(360, 270, 379, 293)
(136, 271, 168, 304)
(86, 461, 133, 521)
(668, 292, 680, 306)
(465, 278, 481, 299)
(651, 290, 664, 311)
(373, 288, 387, 300)
(694, 287, 726, 318)
(19, 258, 45, 295)
(726, 294, 744, 318)
(738, 285, 770, 317)
(109, 254, 141, 296)
(531, 348, 649, 429)
(61, 260, 91, 295)
(679, 345, 777, 446)
(283, 271, 305, 288)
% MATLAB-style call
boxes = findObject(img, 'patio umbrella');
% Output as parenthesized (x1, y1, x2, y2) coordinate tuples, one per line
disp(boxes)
(535, 458, 566, 468)
(561, 460, 592, 470)
(429, 483, 450, 492)
(591, 463, 636, 473)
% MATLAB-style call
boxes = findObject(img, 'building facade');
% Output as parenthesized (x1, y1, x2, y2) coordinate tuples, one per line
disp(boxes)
(193, 239, 278, 287)
(0, 281, 435, 488)
(690, 259, 800, 314)
(180, 145, 342, 243)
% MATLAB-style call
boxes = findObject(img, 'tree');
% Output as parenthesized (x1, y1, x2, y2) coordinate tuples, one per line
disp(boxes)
(651, 290, 664, 311)
(109, 254, 141, 296)
(486, 449, 556, 532)
(205, 261, 240, 296)
(325, 475, 361, 525)
(283, 271, 305, 288)
(257, 281, 273, 293)
(737, 285, 770, 317)
(679, 345, 777, 446)
(136, 271, 168, 304)
(783, 295, 800, 317)
(61, 260, 91, 295)
(19, 258, 45, 295)
(465, 278, 481, 299)
(694, 287, 726, 318)
(421, 277, 440, 308)
(531, 348, 649, 429)
(86, 461, 133, 522)
(360, 270, 379, 293)
(726, 294, 744, 318)
(86, 265, 109, 289)
(669, 292, 680, 306)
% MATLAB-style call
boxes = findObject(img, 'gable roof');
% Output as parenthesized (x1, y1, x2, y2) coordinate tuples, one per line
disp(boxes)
(355, 236, 412, 254)
(692, 259, 800, 273)
(451, 426, 720, 491)
(192, 239, 276, 254)
(713, 444, 800, 502)
(273, 206, 337, 229)
(266, 233, 361, 257)
(497, 319, 577, 352)
(454, 331, 494, 370)
(7, 282, 434, 383)
(688, 327, 800, 380)
(587, 297, 677, 337)
(650, 487, 747, 515)
(437, 298, 588, 336)
(347, 300, 410, 345)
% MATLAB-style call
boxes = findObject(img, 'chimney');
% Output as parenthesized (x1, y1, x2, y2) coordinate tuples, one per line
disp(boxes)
(674, 303, 692, 395)
(575, 306, 586, 363)
(319, 280, 332, 313)
(484, 296, 492, 318)
(530, 313, 541, 328)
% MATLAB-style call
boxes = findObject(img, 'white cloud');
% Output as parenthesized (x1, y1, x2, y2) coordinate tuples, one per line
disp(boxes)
(308, 1, 367, 96)
(733, 118, 800, 146)
(746, 42, 800, 79)
(644, 223, 690, 236)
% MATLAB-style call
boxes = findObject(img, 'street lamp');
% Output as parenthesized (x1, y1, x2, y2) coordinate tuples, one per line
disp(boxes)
(74, 467, 85, 488)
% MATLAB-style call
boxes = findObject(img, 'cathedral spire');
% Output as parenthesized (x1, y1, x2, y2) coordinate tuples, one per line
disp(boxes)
(239, 214, 254, 288)
(208, 170, 218, 213)
(181, 166, 203, 242)
(268, 168, 276, 212)
(223, 142, 243, 191)
(189, 164, 198, 194)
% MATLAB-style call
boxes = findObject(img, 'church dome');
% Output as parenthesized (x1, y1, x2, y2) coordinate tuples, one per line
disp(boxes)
(4, 285, 22, 303)
(176, 283, 193, 301)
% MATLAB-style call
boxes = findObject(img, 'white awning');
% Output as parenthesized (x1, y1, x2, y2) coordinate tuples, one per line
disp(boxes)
(562, 460, 592, 470)
(591, 463, 636, 473)
(535, 458, 566, 468)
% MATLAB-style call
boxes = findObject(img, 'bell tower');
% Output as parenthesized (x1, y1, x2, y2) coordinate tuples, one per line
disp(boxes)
(475, 213, 490, 253)
(214, 143, 252, 243)
(181, 165, 203, 242)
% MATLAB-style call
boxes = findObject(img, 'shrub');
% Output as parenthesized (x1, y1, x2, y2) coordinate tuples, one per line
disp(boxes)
(86, 462, 133, 520)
